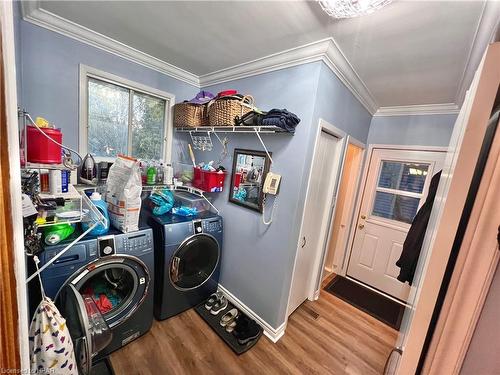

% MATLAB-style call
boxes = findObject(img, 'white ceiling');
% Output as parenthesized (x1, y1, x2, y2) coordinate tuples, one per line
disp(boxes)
(38, 1, 488, 108)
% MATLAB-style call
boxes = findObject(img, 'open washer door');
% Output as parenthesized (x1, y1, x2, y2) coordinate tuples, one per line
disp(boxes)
(66, 255, 151, 328)
(56, 284, 112, 375)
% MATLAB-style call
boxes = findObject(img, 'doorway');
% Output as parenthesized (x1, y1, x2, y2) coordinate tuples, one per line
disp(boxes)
(287, 119, 346, 316)
(347, 148, 446, 302)
(322, 141, 364, 281)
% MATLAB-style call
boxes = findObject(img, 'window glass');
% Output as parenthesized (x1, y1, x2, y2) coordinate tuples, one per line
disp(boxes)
(372, 191, 420, 224)
(132, 92, 165, 160)
(378, 161, 429, 193)
(88, 78, 129, 158)
(87, 77, 167, 160)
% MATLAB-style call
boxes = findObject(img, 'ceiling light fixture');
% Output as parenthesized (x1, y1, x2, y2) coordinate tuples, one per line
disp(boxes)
(318, 0, 392, 19)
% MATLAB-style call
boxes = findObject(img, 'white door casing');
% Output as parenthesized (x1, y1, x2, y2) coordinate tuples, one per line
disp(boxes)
(327, 142, 365, 274)
(287, 120, 346, 316)
(347, 149, 446, 301)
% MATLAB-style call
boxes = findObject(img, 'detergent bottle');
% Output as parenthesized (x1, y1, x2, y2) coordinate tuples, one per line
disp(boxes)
(82, 191, 110, 235)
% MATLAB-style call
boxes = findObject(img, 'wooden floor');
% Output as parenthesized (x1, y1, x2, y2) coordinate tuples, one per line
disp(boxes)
(111, 287, 397, 374)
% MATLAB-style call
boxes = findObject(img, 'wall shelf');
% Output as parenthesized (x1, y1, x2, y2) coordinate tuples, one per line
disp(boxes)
(174, 125, 292, 134)
(21, 162, 70, 170)
(143, 184, 219, 214)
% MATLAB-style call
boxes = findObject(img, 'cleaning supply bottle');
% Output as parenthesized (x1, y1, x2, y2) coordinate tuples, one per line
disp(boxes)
(82, 191, 110, 236)
(147, 164, 157, 185)
(140, 161, 148, 185)
(164, 163, 173, 185)
(157, 161, 164, 184)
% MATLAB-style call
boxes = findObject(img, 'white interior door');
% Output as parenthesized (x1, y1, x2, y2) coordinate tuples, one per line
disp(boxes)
(347, 149, 445, 301)
(288, 128, 344, 315)
(325, 143, 364, 274)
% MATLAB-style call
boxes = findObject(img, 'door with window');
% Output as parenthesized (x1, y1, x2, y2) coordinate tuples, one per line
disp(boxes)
(347, 149, 445, 301)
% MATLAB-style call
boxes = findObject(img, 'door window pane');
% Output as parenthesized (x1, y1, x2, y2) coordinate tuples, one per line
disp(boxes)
(132, 92, 165, 160)
(372, 191, 420, 224)
(378, 161, 429, 193)
(88, 78, 129, 158)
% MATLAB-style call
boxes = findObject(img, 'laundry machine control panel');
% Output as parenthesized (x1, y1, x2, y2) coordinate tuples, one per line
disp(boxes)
(203, 219, 222, 233)
(116, 230, 153, 255)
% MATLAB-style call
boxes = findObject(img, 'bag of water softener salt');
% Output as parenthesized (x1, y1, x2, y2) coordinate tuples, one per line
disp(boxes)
(105, 155, 142, 232)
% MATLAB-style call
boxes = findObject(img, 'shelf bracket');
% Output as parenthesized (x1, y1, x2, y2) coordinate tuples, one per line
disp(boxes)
(254, 128, 274, 164)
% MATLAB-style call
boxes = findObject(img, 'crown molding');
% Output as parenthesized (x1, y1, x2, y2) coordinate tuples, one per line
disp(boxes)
(322, 38, 379, 115)
(21, 1, 200, 87)
(373, 103, 460, 117)
(20, 2, 489, 117)
(199, 38, 379, 115)
(21, 2, 378, 113)
(455, 1, 499, 107)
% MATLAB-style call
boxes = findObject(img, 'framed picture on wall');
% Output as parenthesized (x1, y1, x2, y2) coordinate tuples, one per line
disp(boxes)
(228, 148, 272, 213)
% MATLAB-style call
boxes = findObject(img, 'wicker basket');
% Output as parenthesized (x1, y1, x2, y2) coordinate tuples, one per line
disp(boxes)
(173, 103, 208, 127)
(208, 95, 255, 126)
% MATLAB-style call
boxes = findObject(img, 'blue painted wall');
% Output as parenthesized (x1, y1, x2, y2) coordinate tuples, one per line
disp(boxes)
(17, 17, 198, 151)
(367, 114, 457, 147)
(174, 62, 322, 328)
(311, 63, 373, 143)
(13, 3, 22, 104)
(174, 61, 373, 329)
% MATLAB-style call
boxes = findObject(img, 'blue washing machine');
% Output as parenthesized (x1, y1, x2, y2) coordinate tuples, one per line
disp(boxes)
(149, 211, 223, 320)
(35, 227, 154, 360)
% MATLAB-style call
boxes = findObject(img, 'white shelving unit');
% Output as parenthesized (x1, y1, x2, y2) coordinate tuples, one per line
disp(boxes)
(174, 125, 292, 134)
(142, 184, 220, 214)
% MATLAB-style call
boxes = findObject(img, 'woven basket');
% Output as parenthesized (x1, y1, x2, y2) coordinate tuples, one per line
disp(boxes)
(173, 103, 208, 127)
(208, 95, 255, 126)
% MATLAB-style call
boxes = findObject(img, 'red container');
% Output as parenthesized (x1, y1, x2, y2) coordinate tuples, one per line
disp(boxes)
(26, 126, 62, 164)
(193, 167, 203, 187)
(193, 167, 227, 192)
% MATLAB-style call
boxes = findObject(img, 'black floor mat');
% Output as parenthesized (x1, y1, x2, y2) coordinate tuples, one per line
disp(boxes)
(324, 276, 404, 330)
(195, 300, 263, 354)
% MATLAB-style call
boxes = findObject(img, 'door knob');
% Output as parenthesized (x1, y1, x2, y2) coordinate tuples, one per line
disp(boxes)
(358, 224, 365, 229)
(361, 215, 366, 219)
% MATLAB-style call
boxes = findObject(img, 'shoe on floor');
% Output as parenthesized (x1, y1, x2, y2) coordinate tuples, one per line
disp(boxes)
(210, 296, 228, 315)
(205, 291, 223, 310)
(225, 320, 237, 333)
(232, 315, 250, 334)
(234, 317, 261, 345)
(220, 308, 238, 327)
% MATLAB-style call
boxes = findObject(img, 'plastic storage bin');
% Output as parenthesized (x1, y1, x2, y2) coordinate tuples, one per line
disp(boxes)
(173, 191, 211, 213)
(26, 125, 63, 164)
(192, 167, 227, 192)
(173, 162, 194, 184)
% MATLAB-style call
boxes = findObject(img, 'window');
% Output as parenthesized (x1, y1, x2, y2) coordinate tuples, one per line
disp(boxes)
(371, 160, 430, 224)
(81, 66, 173, 161)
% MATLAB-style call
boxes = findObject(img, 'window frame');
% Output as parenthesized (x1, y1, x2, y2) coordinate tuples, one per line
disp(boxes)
(79, 65, 175, 163)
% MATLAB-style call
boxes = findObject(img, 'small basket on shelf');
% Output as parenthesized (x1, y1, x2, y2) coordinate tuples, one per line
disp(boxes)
(173, 103, 209, 128)
(208, 95, 255, 126)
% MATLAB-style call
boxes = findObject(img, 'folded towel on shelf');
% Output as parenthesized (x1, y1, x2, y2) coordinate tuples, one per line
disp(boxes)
(261, 109, 300, 133)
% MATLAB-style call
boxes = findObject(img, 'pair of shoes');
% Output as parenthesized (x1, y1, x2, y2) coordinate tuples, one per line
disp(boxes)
(233, 315, 261, 345)
(220, 308, 239, 333)
(205, 292, 227, 315)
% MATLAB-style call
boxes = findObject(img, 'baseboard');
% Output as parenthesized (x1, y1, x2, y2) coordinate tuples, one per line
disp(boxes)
(217, 285, 286, 343)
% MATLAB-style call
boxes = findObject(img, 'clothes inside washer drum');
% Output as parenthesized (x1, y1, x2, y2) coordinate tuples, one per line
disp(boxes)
(81, 269, 134, 314)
